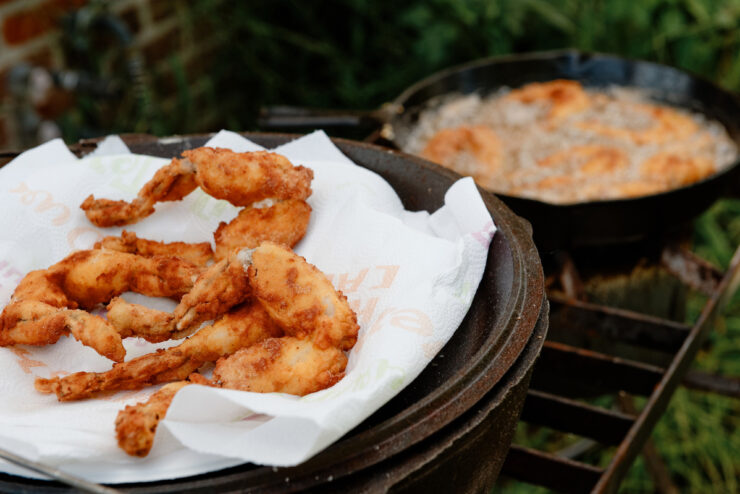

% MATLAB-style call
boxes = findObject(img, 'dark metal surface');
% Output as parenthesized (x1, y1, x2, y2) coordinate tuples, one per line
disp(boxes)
(389, 50, 740, 251)
(595, 245, 740, 493)
(0, 133, 546, 492)
(350, 75, 740, 491)
(501, 240, 740, 493)
(682, 370, 740, 399)
(547, 294, 690, 355)
(533, 341, 665, 398)
(520, 390, 634, 446)
(262, 50, 740, 250)
(503, 445, 604, 494)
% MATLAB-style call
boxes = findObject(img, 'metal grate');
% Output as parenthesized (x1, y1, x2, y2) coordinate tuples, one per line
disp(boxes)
(500, 243, 740, 493)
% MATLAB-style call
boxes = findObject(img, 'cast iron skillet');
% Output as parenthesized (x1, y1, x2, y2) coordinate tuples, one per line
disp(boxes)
(261, 50, 740, 252)
(0, 133, 546, 492)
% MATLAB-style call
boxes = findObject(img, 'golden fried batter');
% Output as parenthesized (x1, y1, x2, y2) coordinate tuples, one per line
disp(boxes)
(109, 242, 358, 457)
(501, 141, 715, 202)
(106, 297, 176, 343)
(209, 336, 346, 395)
(641, 152, 715, 188)
(213, 199, 312, 261)
(248, 242, 359, 351)
(61, 250, 200, 310)
(537, 145, 629, 175)
(171, 250, 252, 338)
(610, 181, 667, 198)
(81, 148, 313, 227)
(81, 158, 197, 227)
(95, 230, 213, 266)
(0, 301, 125, 362)
(506, 79, 591, 123)
(113, 337, 346, 457)
(101, 249, 253, 341)
(0, 250, 201, 361)
(183, 148, 313, 206)
(115, 381, 189, 457)
(408, 80, 736, 204)
(36, 302, 282, 401)
(421, 125, 501, 181)
(578, 103, 699, 145)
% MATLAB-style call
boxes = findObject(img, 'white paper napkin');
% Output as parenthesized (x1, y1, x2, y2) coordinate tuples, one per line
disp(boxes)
(0, 130, 495, 483)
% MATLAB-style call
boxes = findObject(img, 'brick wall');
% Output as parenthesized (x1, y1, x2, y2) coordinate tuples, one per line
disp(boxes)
(0, 0, 223, 151)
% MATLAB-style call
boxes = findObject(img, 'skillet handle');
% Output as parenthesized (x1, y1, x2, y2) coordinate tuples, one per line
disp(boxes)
(258, 106, 387, 129)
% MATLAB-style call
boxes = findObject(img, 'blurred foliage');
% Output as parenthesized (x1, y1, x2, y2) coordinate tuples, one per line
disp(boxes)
(189, 0, 740, 132)
(55, 0, 157, 140)
(54, 0, 740, 140)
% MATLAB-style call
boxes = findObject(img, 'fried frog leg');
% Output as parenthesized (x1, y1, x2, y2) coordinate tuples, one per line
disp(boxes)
(183, 148, 313, 206)
(95, 230, 214, 266)
(248, 242, 359, 351)
(113, 242, 358, 457)
(115, 381, 189, 457)
(114, 335, 347, 457)
(35, 301, 282, 400)
(0, 249, 202, 361)
(102, 248, 254, 342)
(213, 199, 312, 261)
(81, 148, 313, 227)
(81, 158, 197, 227)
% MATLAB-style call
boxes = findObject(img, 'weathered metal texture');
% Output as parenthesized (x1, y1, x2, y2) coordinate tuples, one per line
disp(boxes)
(532, 341, 665, 398)
(594, 244, 740, 493)
(503, 445, 604, 494)
(660, 245, 723, 296)
(502, 240, 740, 493)
(0, 133, 547, 493)
(682, 370, 740, 399)
(520, 390, 635, 446)
(549, 294, 690, 352)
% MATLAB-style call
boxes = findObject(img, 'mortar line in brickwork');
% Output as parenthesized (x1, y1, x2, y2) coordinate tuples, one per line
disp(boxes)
(0, 32, 61, 71)
(135, 0, 155, 32)
(0, 0, 46, 19)
(132, 16, 179, 49)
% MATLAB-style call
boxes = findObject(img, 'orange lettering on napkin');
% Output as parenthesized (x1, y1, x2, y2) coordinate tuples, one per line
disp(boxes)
(328, 265, 400, 294)
(336, 269, 369, 293)
(9, 347, 46, 374)
(371, 265, 399, 289)
(10, 182, 70, 225)
(0, 261, 23, 291)
(67, 227, 104, 250)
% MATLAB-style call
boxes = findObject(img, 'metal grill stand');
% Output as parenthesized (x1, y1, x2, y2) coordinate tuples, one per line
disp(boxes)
(501, 240, 740, 493)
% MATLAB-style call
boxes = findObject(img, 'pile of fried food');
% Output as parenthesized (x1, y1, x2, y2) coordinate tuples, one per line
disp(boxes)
(405, 80, 738, 204)
(0, 147, 359, 457)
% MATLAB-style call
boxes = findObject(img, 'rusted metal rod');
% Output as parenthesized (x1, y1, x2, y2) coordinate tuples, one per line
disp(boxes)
(682, 370, 740, 398)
